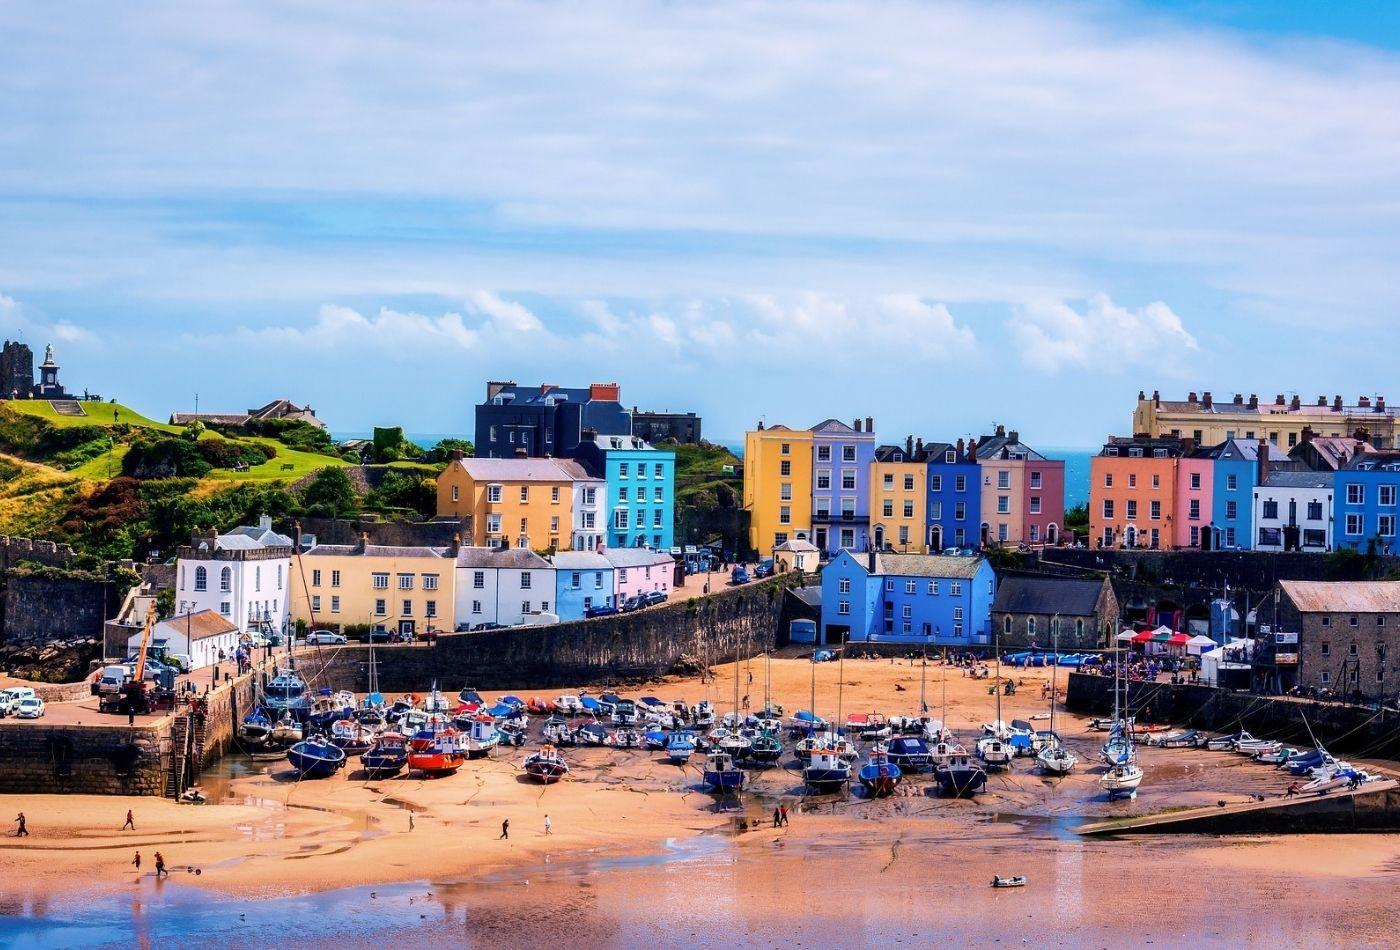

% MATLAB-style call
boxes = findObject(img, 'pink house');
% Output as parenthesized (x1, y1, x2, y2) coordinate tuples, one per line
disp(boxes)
(601, 548, 675, 604)
(1174, 456, 1214, 549)
(1023, 459, 1067, 545)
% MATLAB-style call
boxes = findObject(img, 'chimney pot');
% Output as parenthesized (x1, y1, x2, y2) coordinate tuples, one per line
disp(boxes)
(1008, 430, 1019, 444)
(915, 437, 924, 454)
(853, 418, 861, 432)
(1233, 393, 1244, 405)
(1188, 391, 1197, 403)
(1334, 395, 1343, 411)
(757, 420, 764, 430)
(1203, 391, 1213, 408)
(1301, 425, 1314, 444)
(1138, 390, 1146, 401)
(1359, 395, 1371, 409)
(1291, 395, 1301, 410)
(1248, 394, 1258, 409)
(1275, 394, 1285, 405)
(450, 448, 464, 461)
(1378, 396, 1387, 413)
(1317, 396, 1327, 407)
(955, 437, 965, 455)
(995, 424, 1006, 437)
(866, 416, 874, 433)
(1152, 389, 1161, 407)
(905, 435, 913, 456)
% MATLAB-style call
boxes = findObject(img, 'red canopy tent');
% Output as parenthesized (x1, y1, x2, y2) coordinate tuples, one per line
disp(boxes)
(1166, 633, 1191, 646)
(1131, 629, 1157, 644)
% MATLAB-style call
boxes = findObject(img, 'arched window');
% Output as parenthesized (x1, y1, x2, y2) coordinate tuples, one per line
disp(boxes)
(1003, 616, 1012, 636)
(220, 566, 232, 592)
(194, 566, 207, 592)
(1027, 616, 1037, 638)
(1076, 618, 1085, 639)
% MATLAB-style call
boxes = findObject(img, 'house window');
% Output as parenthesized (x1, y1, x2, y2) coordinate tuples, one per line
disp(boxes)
(402, 600, 413, 617)
(816, 470, 831, 490)
(372, 573, 389, 589)
(331, 571, 341, 587)
(1322, 617, 1331, 627)
(1152, 475, 1160, 489)
(1126, 500, 1138, 520)
(838, 600, 850, 615)
(882, 501, 894, 518)
(451, 485, 460, 503)
(1104, 473, 1113, 488)
(311, 595, 321, 613)
(374, 599, 386, 616)
(1346, 514, 1363, 536)
(902, 604, 913, 618)
(521, 571, 532, 589)
(473, 571, 485, 589)
(953, 607, 964, 621)
(594, 572, 604, 589)
(840, 528, 854, 548)
(903, 501, 914, 518)
(1225, 501, 1238, 520)
(950, 582, 962, 596)
(1030, 525, 1040, 542)
(1307, 501, 1323, 521)
(779, 506, 792, 525)
(929, 581, 939, 595)
(997, 471, 1010, 489)
(1263, 500, 1279, 520)
(1027, 617, 1037, 637)
(487, 485, 502, 503)
(1128, 474, 1136, 488)
(883, 473, 894, 489)
(905, 580, 916, 594)
(998, 523, 1009, 542)
(780, 483, 792, 501)
(426, 601, 437, 618)
(571, 572, 581, 590)
(780, 460, 791, 477)
(472, 600, 482, 615)
(194, 567, 207, 592)
(1227, 474, 1238, 491)
(423, 574, 438, 591)
(1076, 618, 1085, 638)
(331, 596, 340, 613)
(955, 503, 966, 520)
(843, 445, 856, 462)
(1190, 473, 1201, 489)
(1382, 485, 1398, 506)
(1003, 616, 1012, 635)
(1347, 484, 1364, 505)
(1030, 471, 1042, 489)
(1226, 528, 1236, 546)
(397, 573, 414, 590)
(841, 471, 856, 490)
(619, 462, 630, 478)
(1102, 500, 1115, 519)
(551, 486, 561, 504)
(997, 496, 1010, 514)
(1029, 498, 1041, 515)
(1188, 500, 1201, 519)
(955, 475, 967, 493)
(220, 601, 230, 615)
(1150, 500, 1161, 521)
(1320, 671, 1331, 684)
(653, 511, 662, 527)
(1380, 515, 1397, 537)
(838, 577, 851, 594)
(885, 579, 895, 592)
(619, 568, 628, 582)
(904, 475, 915, 491)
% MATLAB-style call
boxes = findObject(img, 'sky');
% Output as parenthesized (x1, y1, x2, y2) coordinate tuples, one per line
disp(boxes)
(2, 1, 1399, 447)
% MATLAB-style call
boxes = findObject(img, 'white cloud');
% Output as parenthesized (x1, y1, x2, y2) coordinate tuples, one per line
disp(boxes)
(0, 290, 98, 345)
(1009, 294, 1199, 373)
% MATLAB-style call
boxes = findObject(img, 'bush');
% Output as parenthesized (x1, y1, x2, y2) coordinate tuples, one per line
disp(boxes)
(423, 437, 474, 463)
(244, 418, 336, 456)
(365, 469, 437, 518)
(373, 426, 416, 463)
(300, 467, 359, 517)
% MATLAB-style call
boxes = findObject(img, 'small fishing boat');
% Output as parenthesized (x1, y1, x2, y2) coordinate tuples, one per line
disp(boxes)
(1099, 762, 1144, 799)
(360, 732, 409, 778)
(803, 747, 851, 793)
(608, 728, 644, 749)
(329, 718, 375, 755)
(702, 750, 745, 792)
(1154, 729, 1200, 748)
(665, 731, 697, 765)
(240, 707, 273, 744)
(576, 721, 610, 747)
(408, 733, 465, 776)
(976, 734, 1014, 771)
(1036, 741, 1078, 776)
(788, 710, 826, 735)
(1301, 766, 1373, 795)
(464, 714, 499, 759)
(858, 749, 902, 797)
(1235, 736, 1282, 756)
(1100, 727, 1135, 765)
(887, 736, 932, 771)
(1255, 746, 1301, 765)
(1204, 730, 1249, 751)
(858, 715, 892, 742)
(611, 698, 640, 725)
(1286, 748, 1330, 775)
(746, 731, 783, 766)
(554, 695, 583, 715)
(690, 700, 716, 728)
(524, 745, 569, 784)
(934, 748, 986, 797)
(991, 876, 1027, 888)
(496, 722, 528, 747)
(457, 688, 484, 706)
(287, 738, 347, 778)
(271, 712, 304, 745)
(643, 729, 668, 751)
(264, 666, 312, 721)
(526, 696, 552, 715)
(718, 732, 751, 758)
(542, 716, 573, 744)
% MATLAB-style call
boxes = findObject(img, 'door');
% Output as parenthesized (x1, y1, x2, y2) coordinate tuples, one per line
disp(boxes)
(930, 525, 943, 553)
(399, 619, 416, 636)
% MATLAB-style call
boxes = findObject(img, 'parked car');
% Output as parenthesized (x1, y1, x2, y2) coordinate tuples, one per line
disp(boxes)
(730, 567, 751, 585)
(585, 604, 619, 619)
(811, 649, 837, 663)
(642, 590, 668, 607)
(0, 686, 37, 715)
(125, 656, 174, 681)
(365, 627, 394, 643)
(620, 595, 646, 613)
(304, 630, 347, 645)
(471, 622, 507, 632)
(753, 559, 775, 578)
(15, 696, 45, 719)
(243, 631, 271, 649)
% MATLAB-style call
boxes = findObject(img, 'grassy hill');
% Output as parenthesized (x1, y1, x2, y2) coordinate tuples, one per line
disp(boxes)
(0, 399, 447, 561)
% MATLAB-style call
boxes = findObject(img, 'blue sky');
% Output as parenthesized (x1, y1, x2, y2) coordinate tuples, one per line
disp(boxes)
(2, 1, 1399, 447)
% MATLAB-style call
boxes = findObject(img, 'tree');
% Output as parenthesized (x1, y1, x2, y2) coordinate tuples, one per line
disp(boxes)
(424, 437, 474, 463)
(300, 467, 359, 517)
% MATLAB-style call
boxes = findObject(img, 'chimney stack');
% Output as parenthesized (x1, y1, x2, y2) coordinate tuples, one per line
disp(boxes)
(1153, 390, 1161, 407)
(915, 437, 924, 455)
(1317, 395, 1327, 407)
(1378, 396, 1387, 413)
(1138, 390, 1146, 401)
(866, 416, 874, 433)
(1300, 425, 1314, 444)
(853, 418, 861, 432)
(867, 549, 877, 573)
(906, 435, 914, 456)
(1008, 430, 1019, 444)
(1247, 394, 1258, 409)
(450, 448, 464, 462)
(956, 437, 965, 457)
(1275, 394, 1285, 406)
(995, 424, 1006, 437)
(1233, 393, 1244, 405)
(1334, 395, 1343, 411)
(1359, 395, 1371, 409)
(1188, 391, 1197, 403)
(1291, 395, 1301, 410)
(1202, 391, 1213, 409)
(450, 533, 462, 557)
(757, 419, 764, 430)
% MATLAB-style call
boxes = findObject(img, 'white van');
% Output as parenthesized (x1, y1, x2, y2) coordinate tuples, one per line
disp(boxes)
(97, 666, 132, 696)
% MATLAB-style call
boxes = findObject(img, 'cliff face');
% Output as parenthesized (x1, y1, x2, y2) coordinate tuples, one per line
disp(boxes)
(0, 637, 101, 682)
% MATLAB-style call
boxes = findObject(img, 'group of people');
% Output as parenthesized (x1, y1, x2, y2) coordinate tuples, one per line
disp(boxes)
(16, 810, 173, 880)
(769, 804, 790, 828)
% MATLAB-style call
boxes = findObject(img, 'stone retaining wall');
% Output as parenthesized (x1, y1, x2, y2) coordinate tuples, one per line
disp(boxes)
(0, 721, 166, 795)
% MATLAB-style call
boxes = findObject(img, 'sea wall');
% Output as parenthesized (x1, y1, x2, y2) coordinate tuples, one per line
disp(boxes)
(1065, 672, 1400, 759)
(305, 575, 797, 692)
(1, 575, 120, 645)
(0, 721, 166, 795)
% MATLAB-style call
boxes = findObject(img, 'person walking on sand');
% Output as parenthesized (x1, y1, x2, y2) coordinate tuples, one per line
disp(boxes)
(772, 807, 781, 829)
(133, 851, 141, 874)
(13, 812, 27, 837)
(154, 851, 167, 879)
(780, 804, 789, 827)
(499, 818, 509, 840)
(544, 814, 552, 835)
(123, 809, 135, 831)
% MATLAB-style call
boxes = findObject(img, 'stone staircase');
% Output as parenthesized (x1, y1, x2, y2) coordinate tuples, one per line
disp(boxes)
(163, 706, 208, 799)
(48, 400, 86, 417)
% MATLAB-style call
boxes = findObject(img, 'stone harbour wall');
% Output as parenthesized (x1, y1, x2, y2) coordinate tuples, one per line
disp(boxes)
(0, 721, 166, 795)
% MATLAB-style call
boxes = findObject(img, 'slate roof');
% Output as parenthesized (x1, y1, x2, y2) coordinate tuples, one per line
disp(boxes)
(1298, 437, 1372, 470)
(450, 457, 594, 482)
(791, 585, 823, 608)
(1200, 438, 1290, 462)
(1281, 580, 1400, 614)
(1260, 471, 1334, 490)
(455, 547, 551, 569)
(304, 544, 453, 559)
(975, 435, 1046, 462)
(548, 551, 613, 570)
(154, 610, 239, 642)
(992, 575, 1104, 617)
(872, 552, 986, 579)
(600, 548, 675, 569)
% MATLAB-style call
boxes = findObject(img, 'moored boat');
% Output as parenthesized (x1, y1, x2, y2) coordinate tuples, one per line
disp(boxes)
(408, 734, 465, 776)
(240, 707, 273, 744)
(524, 745, 569, 783)
(665, 730, 697, 765)
(360, 732, 409, 778)
(934, 749, 987, 797)
(1099, 762, 1144, 799)
(287, 738, 347, 778)
(702, 750, 745, 792)
(858, 749, 902, 797)
(803, 747, 851, 793)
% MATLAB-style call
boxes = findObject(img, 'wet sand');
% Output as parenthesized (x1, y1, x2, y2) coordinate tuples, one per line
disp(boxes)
(2, 657, 1399, 946)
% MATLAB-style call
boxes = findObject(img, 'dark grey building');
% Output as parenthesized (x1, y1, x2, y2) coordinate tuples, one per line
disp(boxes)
(474, 380, 632, 459)
(991, 573, 1117, 650)
(0, 340, 33, 399)
(632, 409, 702, 444)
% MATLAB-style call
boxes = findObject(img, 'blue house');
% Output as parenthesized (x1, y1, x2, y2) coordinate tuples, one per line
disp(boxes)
(550, 551, 615, 620)
(1199, 438, 1290, 551)
(820, 550, 995, 647)
(925, 440, 980, 551)
(1334, 451, 1400, 553)
(475, 380, 631, 459)
(571, 434, 676, 551)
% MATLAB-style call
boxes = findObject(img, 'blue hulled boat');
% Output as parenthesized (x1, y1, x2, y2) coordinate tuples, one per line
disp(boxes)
(287, 738, 347, 778)
(666, 730, 697, 765)
(803, 747, 850, 793)
(886, 735, 932, 771)
(858, 749, 902, 797)
(360, 733, 409, 778)
(702, 751, 745, 792)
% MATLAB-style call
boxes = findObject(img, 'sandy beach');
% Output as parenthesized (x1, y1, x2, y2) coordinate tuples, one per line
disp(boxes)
(2, 656, 1399, 946)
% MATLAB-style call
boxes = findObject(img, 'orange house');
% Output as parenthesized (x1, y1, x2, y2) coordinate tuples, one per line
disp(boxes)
(1090, 437, 1186, 549)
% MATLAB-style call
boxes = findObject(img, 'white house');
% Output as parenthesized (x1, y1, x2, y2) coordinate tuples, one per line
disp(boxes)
(1252, 472, 1334, 553)
(572, 474, 607, 553)
(773, 538, 820, 574)
(175, 516, 294, 636)
(454, 547, 556, 629)
(128, 610, 240, 670)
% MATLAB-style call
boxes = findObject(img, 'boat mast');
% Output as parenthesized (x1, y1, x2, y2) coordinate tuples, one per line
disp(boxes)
(1049, 616, 1058, 735)
(920, 645, 928, 717)
(994, 620, 1002, 727)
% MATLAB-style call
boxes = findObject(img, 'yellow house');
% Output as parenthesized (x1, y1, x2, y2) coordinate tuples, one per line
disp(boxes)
(743, 424, 814, 554)
(290, 541, 457, 637)
(870, 445, 927, 552)
(437, 457, 593, 551)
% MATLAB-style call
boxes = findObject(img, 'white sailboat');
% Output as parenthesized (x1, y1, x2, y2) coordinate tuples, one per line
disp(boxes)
(976, 628, 1014, 770)
(1098, 638, 1143, 799)
(1037, 619, 1078, 776)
